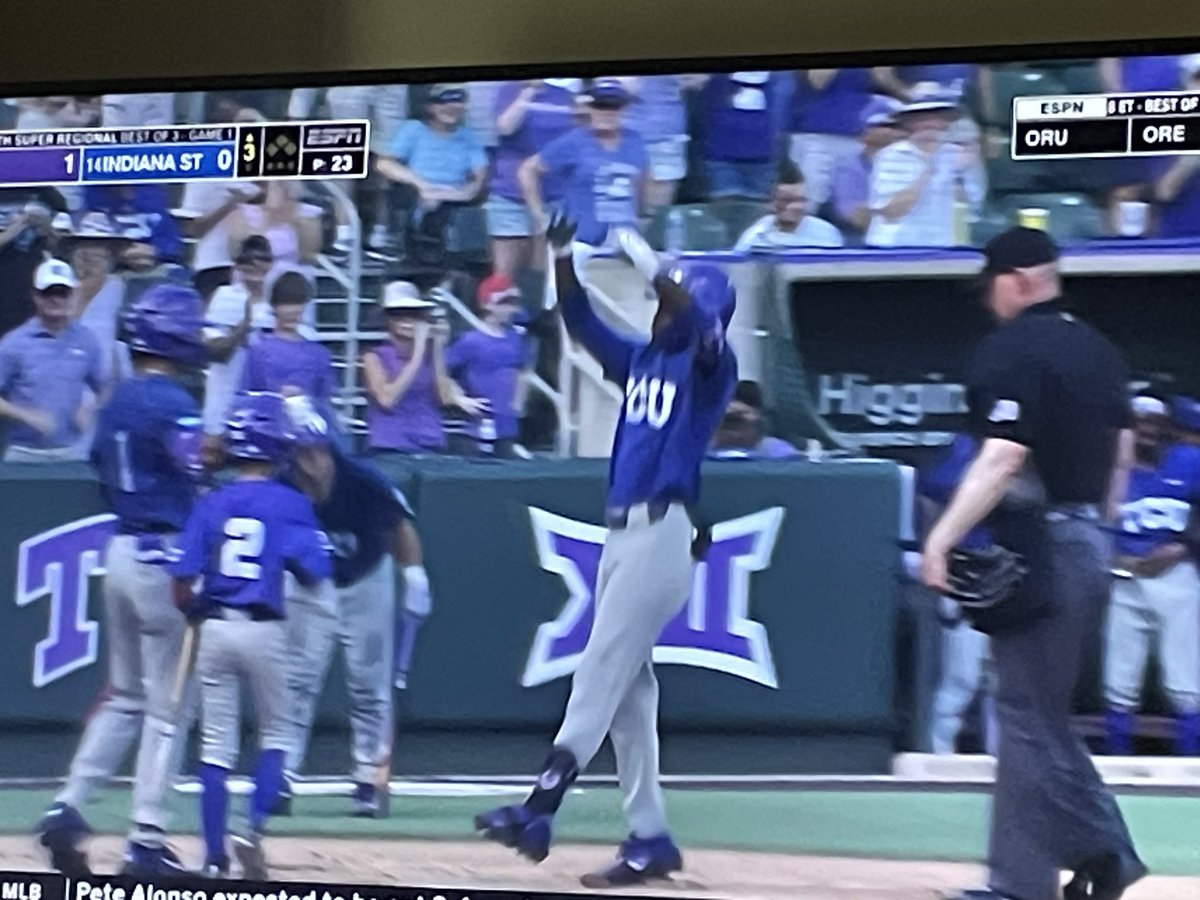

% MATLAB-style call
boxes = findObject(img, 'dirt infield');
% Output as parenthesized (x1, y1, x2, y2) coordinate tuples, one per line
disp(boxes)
(2, 836, 1199, 900)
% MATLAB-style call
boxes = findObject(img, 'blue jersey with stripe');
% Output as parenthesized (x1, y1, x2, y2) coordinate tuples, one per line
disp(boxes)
(169, 478, 333, 616)
(560, 282, 737, 508)
(90, 373, 200, 534)
(918, 433, 993, 549)
(290, 453, 414, 587)
(1114, 445, 1200, 558)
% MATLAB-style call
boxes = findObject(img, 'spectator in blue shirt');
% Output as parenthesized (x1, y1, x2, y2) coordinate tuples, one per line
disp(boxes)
(518, 79, 649, 247)
(0, 259, 105, 461)
(377, 83, 489, 211)
(81, 184, 183, 269)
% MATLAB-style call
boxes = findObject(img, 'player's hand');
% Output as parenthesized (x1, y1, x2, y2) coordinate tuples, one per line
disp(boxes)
(546, 213, 578, 254)
(614, 226, 661, 283)
(21, 407, 55, 438)
(920, 540, 951, 594)
(456, 395, 490, 417)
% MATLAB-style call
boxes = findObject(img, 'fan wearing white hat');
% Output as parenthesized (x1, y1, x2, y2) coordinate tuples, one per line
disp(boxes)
(362, 281, 486, 455)
(865, 86, 986, 248)
(0, 258, 105, 461)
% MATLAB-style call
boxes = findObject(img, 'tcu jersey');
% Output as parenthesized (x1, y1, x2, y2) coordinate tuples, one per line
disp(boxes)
(90, 373, 201, 534)
(561, 284, 736, 507)
(294, 453, 414, 587)
(1114, 445, 1200, 558)
(919, 433, 993, 550)
(169, 479, 333, 617)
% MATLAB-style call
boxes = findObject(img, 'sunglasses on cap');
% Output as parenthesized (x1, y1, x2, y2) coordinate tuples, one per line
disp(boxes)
(431, 89, 467, 104)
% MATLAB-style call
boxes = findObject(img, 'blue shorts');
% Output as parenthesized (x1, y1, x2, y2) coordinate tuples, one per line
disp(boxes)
(704, 159, 775, 201)
(486, 196, 538, 238)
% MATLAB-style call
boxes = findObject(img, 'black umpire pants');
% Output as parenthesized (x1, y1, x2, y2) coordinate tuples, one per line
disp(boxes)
(988, 511, 1144, 900)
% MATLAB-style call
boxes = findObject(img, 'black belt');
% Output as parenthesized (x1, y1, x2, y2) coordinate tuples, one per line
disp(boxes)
(204, 604, 283, 622)
(605, 500, 673, 530)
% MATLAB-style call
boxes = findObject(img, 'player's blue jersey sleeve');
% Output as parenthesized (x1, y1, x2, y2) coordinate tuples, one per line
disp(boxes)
(167, 496, 212, 581)
(280, 492, 335, 586)
(559, 283, 637, 385)
(538, 128, 581, 181)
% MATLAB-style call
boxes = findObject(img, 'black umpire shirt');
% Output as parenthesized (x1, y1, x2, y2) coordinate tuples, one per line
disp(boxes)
(964, 298, 1132, 505)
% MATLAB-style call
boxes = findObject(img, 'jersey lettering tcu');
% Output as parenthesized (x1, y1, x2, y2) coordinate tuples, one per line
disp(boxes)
(625, 375, 678, 429)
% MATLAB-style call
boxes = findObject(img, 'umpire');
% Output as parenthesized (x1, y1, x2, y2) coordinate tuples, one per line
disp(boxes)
(921, 227, 1146, 900)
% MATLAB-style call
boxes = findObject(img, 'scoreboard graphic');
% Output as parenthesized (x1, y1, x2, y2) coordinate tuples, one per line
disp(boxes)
(1013, 90, 1200, 159)
(0, 119, 369, 187)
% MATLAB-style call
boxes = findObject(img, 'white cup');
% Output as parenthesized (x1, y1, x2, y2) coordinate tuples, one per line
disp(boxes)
(1118, 201, 1150, 238)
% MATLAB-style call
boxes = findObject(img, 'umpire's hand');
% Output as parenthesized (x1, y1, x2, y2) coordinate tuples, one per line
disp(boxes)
(920, 540, 951, 594)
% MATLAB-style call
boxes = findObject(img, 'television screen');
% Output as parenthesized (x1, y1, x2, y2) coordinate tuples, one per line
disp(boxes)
(0, 39, 1196, 900)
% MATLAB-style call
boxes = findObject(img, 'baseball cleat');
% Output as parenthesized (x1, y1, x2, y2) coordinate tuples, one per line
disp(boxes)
(474, 804, 554, 863)
(351, 782, 387, 818)
(579, 833, 683, 889)
(118, 842, 189, 878)
(35, 803, 92, 879)
(1063, 853, 1149, 900)
(231, 831, 268, 881)
(199, 858, 229, 879)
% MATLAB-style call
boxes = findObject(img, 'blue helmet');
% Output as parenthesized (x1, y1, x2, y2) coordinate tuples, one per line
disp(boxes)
(667, 262, 736, 329)
(225, 391, 296, 462)
(281, 394, 334, 448)
(120, 283, 206, 368)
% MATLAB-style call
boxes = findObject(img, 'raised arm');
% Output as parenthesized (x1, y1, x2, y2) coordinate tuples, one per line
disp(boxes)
(549, 216, 635, 384)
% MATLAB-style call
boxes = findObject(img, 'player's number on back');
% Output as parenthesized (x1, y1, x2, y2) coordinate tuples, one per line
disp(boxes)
(220, 517, 266, 580)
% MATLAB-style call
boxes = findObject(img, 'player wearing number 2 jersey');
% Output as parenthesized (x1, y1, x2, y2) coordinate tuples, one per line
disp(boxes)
(36, 285, 208, 878)
(169, 391, 333, 879)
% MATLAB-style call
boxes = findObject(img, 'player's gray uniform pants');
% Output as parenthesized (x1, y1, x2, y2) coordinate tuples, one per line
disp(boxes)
(285, 556, 395, 784)
(198, 610, 292, 768)
(56, 535, 187, 845)
(1104, 560, 1200, 714)
(930, 603, 998, 755)
(554, 502, 694, 840)
(988, 510, 1143, 900)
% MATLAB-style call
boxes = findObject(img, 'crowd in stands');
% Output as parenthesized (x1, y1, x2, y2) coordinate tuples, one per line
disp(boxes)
(1, 54, 1199, 461)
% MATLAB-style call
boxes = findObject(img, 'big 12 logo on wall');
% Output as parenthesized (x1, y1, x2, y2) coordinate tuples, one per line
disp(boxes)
(524, 506, 785, 689)
(15, 514, 116, 687)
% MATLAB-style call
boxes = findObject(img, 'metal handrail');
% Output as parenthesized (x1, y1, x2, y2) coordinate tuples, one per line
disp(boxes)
(308, 180, 363, 433)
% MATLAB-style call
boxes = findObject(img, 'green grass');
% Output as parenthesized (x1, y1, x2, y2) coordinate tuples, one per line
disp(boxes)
(5, 788, 1200, 875)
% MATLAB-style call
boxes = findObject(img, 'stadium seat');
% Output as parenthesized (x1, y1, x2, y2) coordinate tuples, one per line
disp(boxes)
(710, 201, 769, 247)
(996, 192, 1106, 243)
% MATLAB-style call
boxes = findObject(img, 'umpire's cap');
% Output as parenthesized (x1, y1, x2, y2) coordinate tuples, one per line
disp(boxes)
(981, 227, 1060, 276)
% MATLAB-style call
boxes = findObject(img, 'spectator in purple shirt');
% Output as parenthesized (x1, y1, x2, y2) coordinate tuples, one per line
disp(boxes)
(363, 281, 486, 455)
(788, 69, 876, 207)
(620, 74, 709, 213)
(519, 78, 649, 247)
(240, 270, 336, 426)
(487, 79, 577, 278)
(709, 380, 800, 460)
(829, 96, 904, 242)
(444, 273, 533, 458)
(0, 259, 105, 461)
(701, 72, 787, 204)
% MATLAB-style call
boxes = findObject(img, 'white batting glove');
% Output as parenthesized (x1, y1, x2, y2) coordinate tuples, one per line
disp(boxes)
(402, 565, 431, 618)
(613, 226, 661, 284)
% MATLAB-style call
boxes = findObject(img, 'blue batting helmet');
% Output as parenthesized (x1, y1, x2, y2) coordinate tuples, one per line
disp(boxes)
(281, 394, 334, 448)
(666, 262, 736, 329)
(225, 392, 296, 462)
(120, 283, 206, 368)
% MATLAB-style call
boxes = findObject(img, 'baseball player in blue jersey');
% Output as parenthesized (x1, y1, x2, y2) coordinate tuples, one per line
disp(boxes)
(278, 394, 431, 819)
(918, 433, 998, 756)
(475, 215, 737, 889)
(169, 391, 333, 879)
(1105, 395, 1200, 756)
(35, 285, 208, 878)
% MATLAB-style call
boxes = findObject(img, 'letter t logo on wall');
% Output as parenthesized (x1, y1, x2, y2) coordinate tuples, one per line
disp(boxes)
(15, 514, 116, 687)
